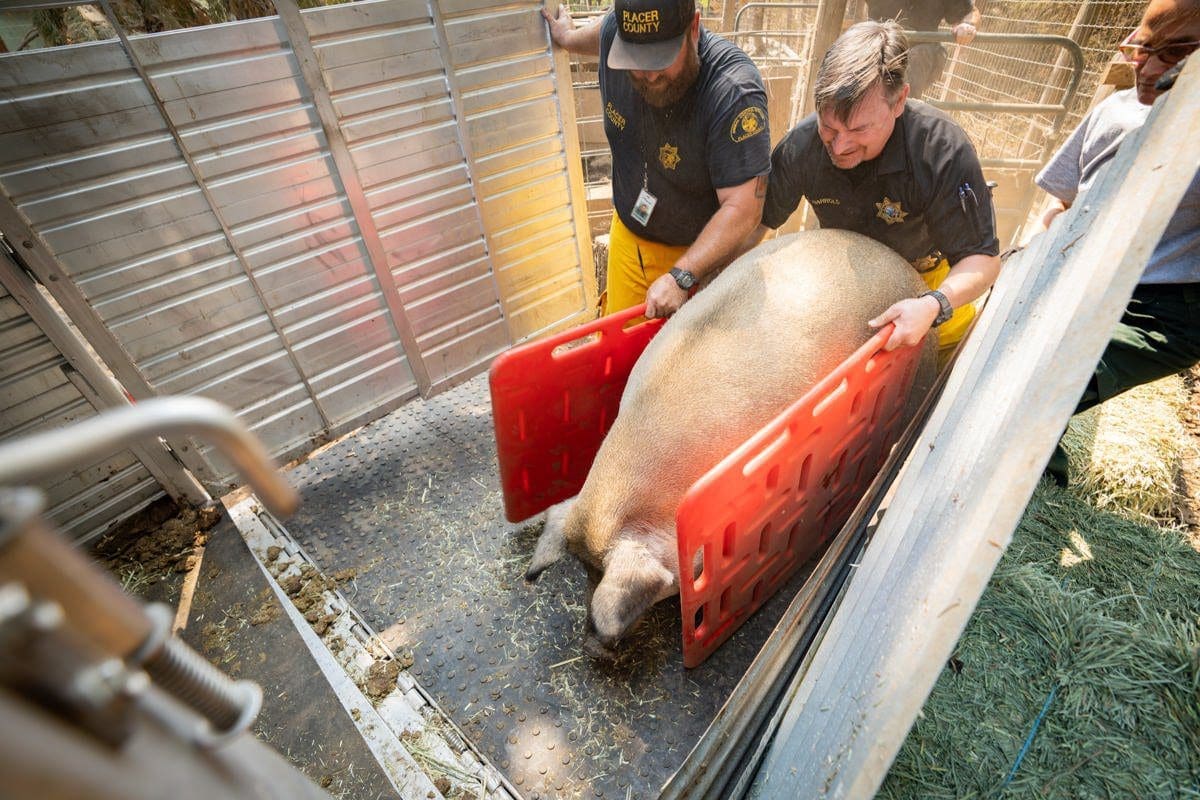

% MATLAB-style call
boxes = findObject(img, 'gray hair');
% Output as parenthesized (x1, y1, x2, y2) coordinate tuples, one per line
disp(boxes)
(814, 21, 909, 122)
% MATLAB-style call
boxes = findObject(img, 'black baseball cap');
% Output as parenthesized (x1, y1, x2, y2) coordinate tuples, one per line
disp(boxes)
(608, 0, 696, 72)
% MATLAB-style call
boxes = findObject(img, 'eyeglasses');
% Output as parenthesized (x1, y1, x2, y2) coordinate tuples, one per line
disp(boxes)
(1118, 30, 1200, 66)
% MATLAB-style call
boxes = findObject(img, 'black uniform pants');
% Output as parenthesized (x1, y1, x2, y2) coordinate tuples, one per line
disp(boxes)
(1075, 282, 1200, 415)
(1047, 282, 1200, 484)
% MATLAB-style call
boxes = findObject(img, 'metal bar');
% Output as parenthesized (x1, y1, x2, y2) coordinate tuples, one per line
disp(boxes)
(0, 397, 299, 517)
(422, 0, 521, 354)
(1, 676, 333, 799)
(270, 0, 435, 396)
(979, 158, 1045, 170)
(544, 4, 602, 318)
(96, 0, 336, 434)
(929, 100, 1071, 114)
(906, 29, 1087, 105)
(908, 32, 1086, 118)
(0, 244, 212, 509)
(734, 2, 818, 32)
(0, 1, 97, 8)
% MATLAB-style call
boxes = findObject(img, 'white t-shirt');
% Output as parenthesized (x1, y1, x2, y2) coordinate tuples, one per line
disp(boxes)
(1036, 89, 1199, 285)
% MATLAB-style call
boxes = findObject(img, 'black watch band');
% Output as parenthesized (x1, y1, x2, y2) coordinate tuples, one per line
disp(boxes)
(921, 289, 954, 327)
(669, 267, 697, 290)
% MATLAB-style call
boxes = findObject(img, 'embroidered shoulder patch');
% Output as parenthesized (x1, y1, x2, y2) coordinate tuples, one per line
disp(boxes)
(730, 107, 767, 143)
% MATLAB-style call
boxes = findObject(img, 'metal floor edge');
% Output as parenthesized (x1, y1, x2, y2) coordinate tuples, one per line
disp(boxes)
(226, 496, 521, 800)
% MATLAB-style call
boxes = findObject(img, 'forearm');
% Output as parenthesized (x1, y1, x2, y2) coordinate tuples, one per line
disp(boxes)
(675, 180, 767, 279)
(937, 252, 1002, 309)
(962, 7, 981, 26)
(868, 252, 1001, 350)
(730, 223, 772, 263)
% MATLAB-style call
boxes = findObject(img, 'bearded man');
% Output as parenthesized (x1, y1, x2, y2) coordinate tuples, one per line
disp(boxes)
(543, 0, 771, 318)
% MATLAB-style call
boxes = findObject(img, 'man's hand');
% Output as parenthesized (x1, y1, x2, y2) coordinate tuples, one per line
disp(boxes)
(1041, 199, 1068, 230)
(952, 22, 977, 44)
(868, 295, 941, 351)
(645, 274, 689, 319)
(542, 4, 576, 48)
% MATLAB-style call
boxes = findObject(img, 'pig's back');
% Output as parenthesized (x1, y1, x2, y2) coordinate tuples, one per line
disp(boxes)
(599, 230, 929, 510)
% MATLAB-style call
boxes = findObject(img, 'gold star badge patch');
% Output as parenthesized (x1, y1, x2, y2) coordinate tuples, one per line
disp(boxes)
(875, 197, 908, 224)
(658, 143, 680, 170)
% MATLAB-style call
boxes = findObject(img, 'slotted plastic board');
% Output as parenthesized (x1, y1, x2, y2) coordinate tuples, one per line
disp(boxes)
(676, 327, 924, 667)
(490, 304, 665, 522)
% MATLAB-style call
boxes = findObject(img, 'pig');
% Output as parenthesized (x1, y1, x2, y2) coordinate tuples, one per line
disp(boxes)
(526, 229, 937, 659)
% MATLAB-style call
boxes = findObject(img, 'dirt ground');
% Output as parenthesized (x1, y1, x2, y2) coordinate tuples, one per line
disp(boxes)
(89, 497, 221, 607)
(1175, 368, 1200, 547)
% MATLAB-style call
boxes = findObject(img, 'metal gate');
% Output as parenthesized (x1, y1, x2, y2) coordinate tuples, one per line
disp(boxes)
(0, 0, 595, 529)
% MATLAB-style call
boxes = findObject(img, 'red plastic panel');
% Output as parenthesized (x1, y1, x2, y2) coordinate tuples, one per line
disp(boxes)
(489, 304, 665, 522)
(675, 326, 924, 668)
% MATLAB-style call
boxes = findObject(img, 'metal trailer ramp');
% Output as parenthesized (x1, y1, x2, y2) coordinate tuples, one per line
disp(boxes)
(271, 372, 814, 799)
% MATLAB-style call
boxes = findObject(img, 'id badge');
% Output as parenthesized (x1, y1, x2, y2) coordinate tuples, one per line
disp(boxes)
(631, 188, 657, 226)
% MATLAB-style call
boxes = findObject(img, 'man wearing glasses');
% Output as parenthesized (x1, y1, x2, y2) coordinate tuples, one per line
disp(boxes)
(1035, 0, 1199, 485)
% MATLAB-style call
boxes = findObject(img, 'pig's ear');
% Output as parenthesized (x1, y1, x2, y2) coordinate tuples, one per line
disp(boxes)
(590, 540, 674, 645)
(526, 499, 573, 581)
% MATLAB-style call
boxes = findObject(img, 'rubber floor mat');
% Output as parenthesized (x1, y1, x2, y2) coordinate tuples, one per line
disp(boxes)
(280, 373, 813, 800)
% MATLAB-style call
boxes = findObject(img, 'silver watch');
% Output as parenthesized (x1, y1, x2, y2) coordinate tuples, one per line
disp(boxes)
(921, 289, 954, 327)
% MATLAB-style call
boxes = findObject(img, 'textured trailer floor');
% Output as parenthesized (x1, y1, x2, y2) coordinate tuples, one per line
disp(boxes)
(281, 373, 812, 800)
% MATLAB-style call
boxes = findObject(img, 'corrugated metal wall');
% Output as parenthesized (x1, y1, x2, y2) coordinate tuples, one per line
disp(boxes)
(0, 247, 166, 541)
(0, 0, 594, 513)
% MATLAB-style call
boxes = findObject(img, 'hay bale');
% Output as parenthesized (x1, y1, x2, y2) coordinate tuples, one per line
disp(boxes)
(1062, 375, 1192, 520)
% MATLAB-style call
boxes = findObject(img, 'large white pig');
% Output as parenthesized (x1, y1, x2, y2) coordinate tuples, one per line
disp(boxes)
(526, 229, 937, 658)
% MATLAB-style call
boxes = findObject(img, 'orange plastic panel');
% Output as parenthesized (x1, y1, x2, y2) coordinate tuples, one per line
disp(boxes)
(489, 304, 665, 522)
(675, 326, 923, 668)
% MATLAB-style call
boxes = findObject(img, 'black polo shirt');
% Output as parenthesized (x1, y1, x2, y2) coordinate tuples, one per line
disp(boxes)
(761, 100, 998, 265)
(599, 14, 771, 246)
(866, 0, 975, 30)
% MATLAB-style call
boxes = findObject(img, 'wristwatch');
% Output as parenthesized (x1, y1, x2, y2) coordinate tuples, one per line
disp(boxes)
(920, 289, 954, 327)
(669, 267, 697, 290)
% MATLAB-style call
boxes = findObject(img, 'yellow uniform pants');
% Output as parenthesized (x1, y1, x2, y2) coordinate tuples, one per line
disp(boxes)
(916, 256, 975, 355)
(604, 213, 690, 316)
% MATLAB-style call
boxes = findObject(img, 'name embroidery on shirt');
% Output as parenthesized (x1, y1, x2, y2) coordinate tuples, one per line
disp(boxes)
(730, 107, 767, 142)
(811, 197, 840, 206)
(875, 196, 908, 224)
(606, 102, 626, 131)
(659, 143, 681, 170)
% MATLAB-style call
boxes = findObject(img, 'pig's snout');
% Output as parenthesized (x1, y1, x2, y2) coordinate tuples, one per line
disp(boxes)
(584, 613, 621, 661)
(584, 634, 620, 660)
